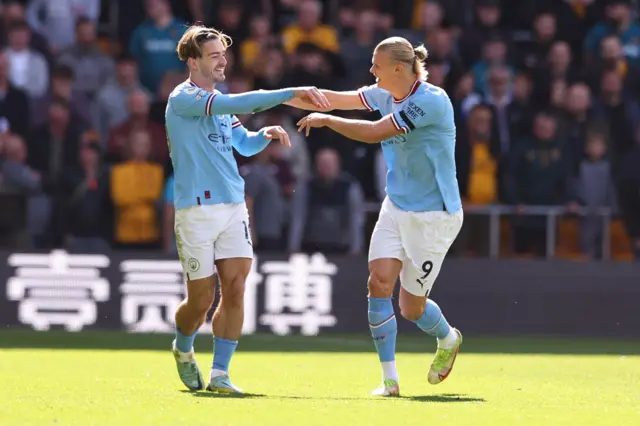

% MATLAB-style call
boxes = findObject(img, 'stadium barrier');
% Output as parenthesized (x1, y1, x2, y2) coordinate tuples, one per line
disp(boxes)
(1, 250, 639, 337)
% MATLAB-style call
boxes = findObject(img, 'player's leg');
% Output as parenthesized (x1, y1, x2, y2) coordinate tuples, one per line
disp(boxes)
(206, 203, 254, 394)
(398, 210, 464, 385)
(172, 207, 219, 391)
(367, 198, 404, 397)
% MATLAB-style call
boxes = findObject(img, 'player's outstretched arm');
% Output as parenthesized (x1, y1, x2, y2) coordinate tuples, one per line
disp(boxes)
(170, 86, 330, 117)
(297, 91, 443, 142)
(296, 112, 405, 143)
(231, 117, 291, 157)
(286, 90, 368, 112)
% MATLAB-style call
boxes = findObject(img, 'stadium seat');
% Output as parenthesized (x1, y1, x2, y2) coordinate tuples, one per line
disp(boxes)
(555, 217, 588, 261)
(610, 219, 634, 261)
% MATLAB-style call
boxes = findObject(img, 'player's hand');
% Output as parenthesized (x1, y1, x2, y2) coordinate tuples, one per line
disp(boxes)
(296, 113, 330, 136)
(263, 126, 291, 147)
(292, 87, 331, 110)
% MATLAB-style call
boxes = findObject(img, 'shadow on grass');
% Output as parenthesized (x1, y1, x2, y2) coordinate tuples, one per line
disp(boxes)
(2, 329, 639, 355)
(404, 393, 485, 403)
(186, 390, 484, 403)
(182, 390, 268, 399)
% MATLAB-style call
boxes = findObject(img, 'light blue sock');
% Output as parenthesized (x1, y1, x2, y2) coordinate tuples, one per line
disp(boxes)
(175, 327, 197, 353)
(368, 297, 397, 362)
(212, 337, 238, 373)
(412, 299, 451, 339)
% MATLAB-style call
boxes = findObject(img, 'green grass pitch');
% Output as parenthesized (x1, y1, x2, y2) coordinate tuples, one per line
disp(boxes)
(1, 331, 639, 425)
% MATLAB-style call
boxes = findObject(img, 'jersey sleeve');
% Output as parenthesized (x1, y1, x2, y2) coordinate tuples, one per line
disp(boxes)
(357, 84, 388, 112)
(163, 176, 175, 204)
(230, 116, 271, 157)
(391, 90, 446, 134)
(168, 85, 215, 117)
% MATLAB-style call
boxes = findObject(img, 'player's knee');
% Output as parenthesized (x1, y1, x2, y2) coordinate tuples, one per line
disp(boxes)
(220, 276, 245, 309)
(188, 294, 214, 317)
(367, 269, 395, 298)
(186, 278, 215, 316)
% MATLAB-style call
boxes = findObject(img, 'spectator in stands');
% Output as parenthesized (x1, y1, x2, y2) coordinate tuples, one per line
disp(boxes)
(288, 43, 335, 94)
(26, 0, 101, 54)
(533, 40, 581, 108)
(459, 0, 506, 67)
(58, 17, 116, 100)
(559, 83, 593, 172)
(0, 133, 39, 248)
(149, 69, 184, 125)
(243, 147, 287, 251)
(549, 78, 568, 116)
(282, 0, 339, 55)
(251, 106, 310, 185)
(107, 89, 168, 165)
(0, 132, 41, 194)
(162, 173, 176, 254)
(518, 12, 557, 72)
(4, 20, 49, 100)
(28, 97, 82, 195)
(471, 37, 513, 95)
(110, 128, 164, 250)
(585, 0, 640, 67)
(464, 64, 514, 156)
(0, 51, 30, 138)
(240, 14, 276, 71)
(426, 27, 464, 92)
(340, 9, 379, 89)
(593, 35, 639, 96)
(129, 0, 186, 93)
(454, 103, 499, 256)
(288, 148, 365, 254)
(507, 110, 573, 256)
(552, 0, 598, 64)
(93, 55, 148, 145)
(33, 64, 92, 128)
(571, 130, 617, 259)
(390, 0, 444, 47)
(28, 97, 84, 248)
(212, 1, 247, 45)
(63, 140, 112, 253)
(618, 128, 640, 259)
(591, 70, 639, 164)
(252, 47, 287, 91)
(0, 0, 51, 63)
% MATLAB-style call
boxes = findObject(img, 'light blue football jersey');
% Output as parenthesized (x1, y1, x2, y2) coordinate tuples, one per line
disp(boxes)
(166, 80, 262, 210)
(358, 80, 462, 213)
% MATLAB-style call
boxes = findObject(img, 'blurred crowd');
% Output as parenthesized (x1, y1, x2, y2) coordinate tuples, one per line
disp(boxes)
(0, 0, 638, 260)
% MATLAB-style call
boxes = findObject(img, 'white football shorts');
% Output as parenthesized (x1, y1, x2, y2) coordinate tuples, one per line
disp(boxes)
(174, 203, 253, 281)
(369, 197, 463, 297)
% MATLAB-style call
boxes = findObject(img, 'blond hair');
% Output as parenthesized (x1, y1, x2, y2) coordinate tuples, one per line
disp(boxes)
(176, 24, 232, 62)
(375, 37, 429, 81)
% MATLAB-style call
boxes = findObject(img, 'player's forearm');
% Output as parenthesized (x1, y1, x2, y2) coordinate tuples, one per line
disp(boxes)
(323, 116, 380, 143)
(212, 89, 294, 115)
(233, 130, 270, 157)
(285, 98, 329, 112)
(287, 90, 361, 111)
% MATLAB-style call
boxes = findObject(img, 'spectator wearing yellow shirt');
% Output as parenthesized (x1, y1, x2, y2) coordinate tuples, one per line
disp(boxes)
(110, 128, 163, 249)
(281, 0, 339, 55)
(240, 15, 276, 70)
(453, 104, 500, 256)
